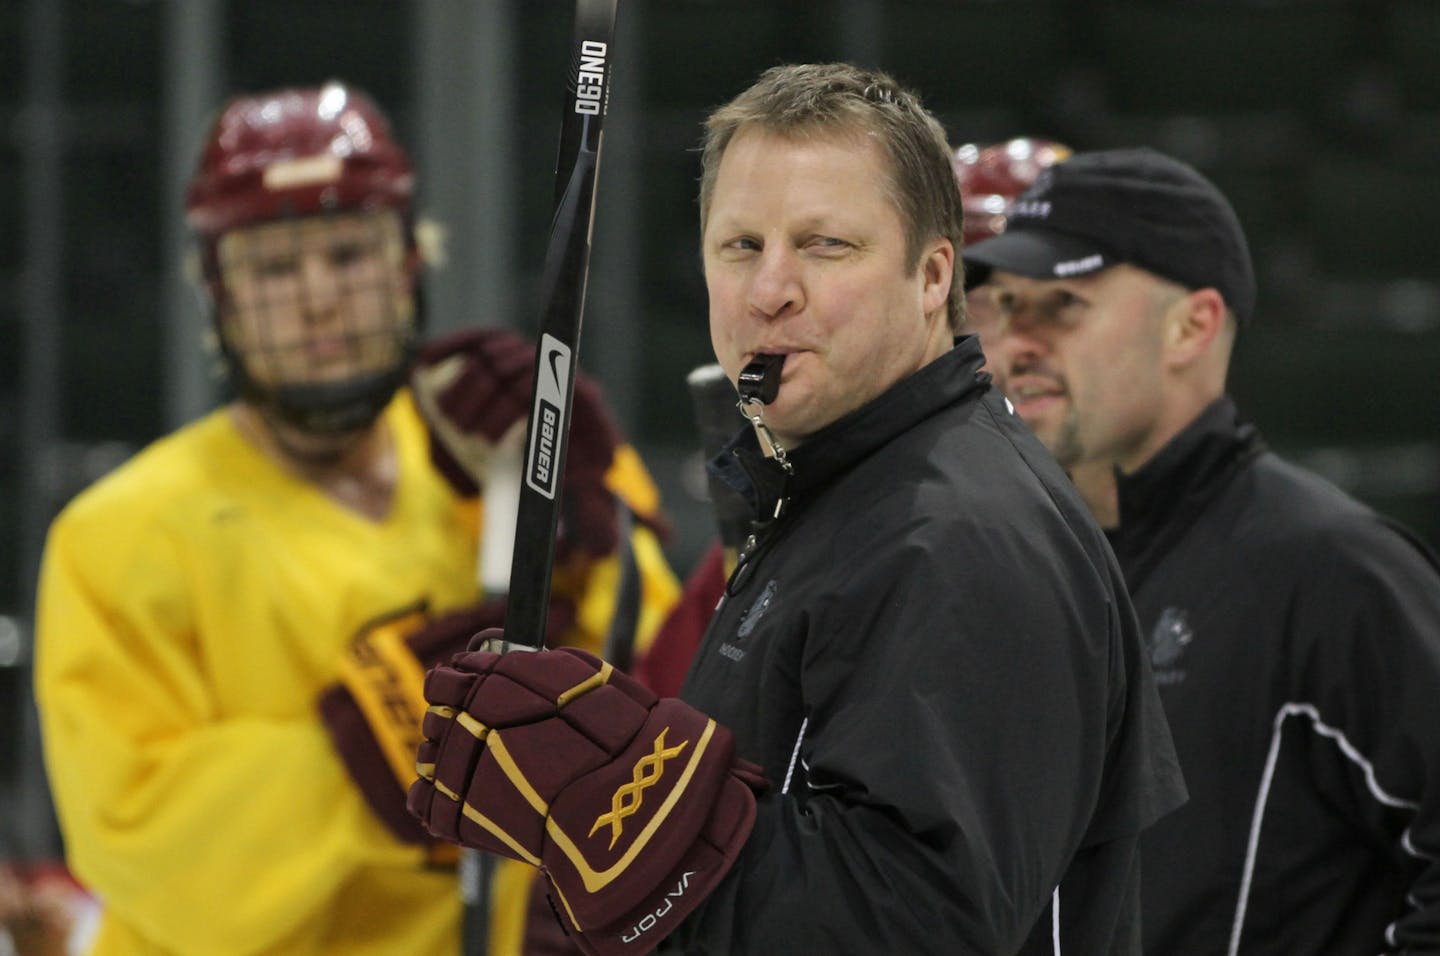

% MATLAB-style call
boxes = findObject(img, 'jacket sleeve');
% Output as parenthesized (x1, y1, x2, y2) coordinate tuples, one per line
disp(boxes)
(1293, 519, 1440, 951)
(671, 529, 1145, 954)
(34, 511, 413, 956)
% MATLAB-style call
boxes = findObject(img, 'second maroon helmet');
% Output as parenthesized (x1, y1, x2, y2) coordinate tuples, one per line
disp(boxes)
(953, 137, 1073, 248)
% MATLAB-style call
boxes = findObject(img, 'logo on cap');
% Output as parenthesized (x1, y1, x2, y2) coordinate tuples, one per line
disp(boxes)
(1054, 254, 1105, 277)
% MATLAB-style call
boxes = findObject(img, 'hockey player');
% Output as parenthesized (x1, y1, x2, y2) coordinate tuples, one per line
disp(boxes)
(34, 81, 678, 955)
(969, 146, 1440, 953)
(952, 136, 1072, 389)
(407, 64, 1186, 954)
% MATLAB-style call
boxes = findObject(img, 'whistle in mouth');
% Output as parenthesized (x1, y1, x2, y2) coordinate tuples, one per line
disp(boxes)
(737, 353, 784, 405)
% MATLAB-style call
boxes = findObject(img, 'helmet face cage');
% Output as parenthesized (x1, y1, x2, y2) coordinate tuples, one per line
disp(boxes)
(215, 209, 419, 434)
(185, 82, 421, 435)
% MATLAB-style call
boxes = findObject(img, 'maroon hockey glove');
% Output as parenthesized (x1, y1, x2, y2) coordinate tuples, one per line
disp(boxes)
(407, 634, 767, 956)
(410, 327, 625, 558)
(319, 600, 576, 844)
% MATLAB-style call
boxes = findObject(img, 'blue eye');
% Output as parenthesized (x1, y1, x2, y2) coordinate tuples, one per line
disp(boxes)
(719, 235, 760, 253)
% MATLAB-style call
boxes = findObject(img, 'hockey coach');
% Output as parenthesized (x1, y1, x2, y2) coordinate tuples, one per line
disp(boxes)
(408, 62, 1188, 955)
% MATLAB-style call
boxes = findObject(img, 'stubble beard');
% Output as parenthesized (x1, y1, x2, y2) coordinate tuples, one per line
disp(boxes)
(1046, 409, 1085, 472)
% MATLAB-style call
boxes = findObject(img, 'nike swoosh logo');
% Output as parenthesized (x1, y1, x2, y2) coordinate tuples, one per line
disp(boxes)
(547, 347, 565, 388)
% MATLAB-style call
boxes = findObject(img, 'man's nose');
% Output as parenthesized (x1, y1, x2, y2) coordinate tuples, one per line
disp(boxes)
(748, 247, 803, 320)
(299, 253, 341, 316)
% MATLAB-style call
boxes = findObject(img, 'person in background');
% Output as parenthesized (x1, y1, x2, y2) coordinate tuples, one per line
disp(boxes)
(33, 81, 677, 956)
(406, 63, 1185, 955)
(968, 146, 1440, 954)
(952, 136, 1072, 388)
(636, 134, 1074, 700)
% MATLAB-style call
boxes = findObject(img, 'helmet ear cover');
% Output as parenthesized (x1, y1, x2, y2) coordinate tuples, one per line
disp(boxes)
(952, 137, 1073, 248)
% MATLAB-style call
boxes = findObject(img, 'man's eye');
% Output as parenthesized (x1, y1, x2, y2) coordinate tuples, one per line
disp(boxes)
(1039, 291, 1089, 327)
(329, 243, 369, 267)
(253, 257, 298, 278)
(725, 236, 760, 252)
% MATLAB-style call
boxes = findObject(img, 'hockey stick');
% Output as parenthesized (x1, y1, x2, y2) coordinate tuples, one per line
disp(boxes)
(460, 4, 620, 950)
(500, 0, 621, 652)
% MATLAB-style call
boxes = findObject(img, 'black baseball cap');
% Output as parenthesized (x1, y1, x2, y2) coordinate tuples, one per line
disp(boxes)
(963, 147, 1257, 324)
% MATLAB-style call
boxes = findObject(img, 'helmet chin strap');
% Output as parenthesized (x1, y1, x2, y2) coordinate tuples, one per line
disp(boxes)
(263, 366, 410, 434)
(256, 408, 368, 469)
(219, 328, 411, 430)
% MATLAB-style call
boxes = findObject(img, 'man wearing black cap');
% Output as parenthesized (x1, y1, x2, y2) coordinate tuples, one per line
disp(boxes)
(967, 147, 1440, 954)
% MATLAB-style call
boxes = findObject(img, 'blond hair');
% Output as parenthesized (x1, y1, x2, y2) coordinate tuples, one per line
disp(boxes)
(699, 63, 966, 331)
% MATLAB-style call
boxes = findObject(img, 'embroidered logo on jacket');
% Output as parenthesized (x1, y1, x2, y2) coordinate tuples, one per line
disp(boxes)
(1147, 607, 1193, 686)
(720, 578, 778, 663)
(737, 579, 777, 638)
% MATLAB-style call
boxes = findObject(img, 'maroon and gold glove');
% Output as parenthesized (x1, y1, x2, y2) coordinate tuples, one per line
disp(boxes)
(410, 327, 625, 558)
(407, 633, 766, 955)
(319, 600, 575, 844)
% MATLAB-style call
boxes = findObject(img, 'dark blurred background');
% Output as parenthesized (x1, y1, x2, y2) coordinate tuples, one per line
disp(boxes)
(3, 0, 1438, 863)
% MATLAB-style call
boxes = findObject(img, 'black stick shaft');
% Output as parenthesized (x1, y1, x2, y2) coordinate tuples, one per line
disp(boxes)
(504, 0, 620, 650)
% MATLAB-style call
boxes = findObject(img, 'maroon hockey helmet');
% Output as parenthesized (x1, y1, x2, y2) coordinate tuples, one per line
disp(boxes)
(185, 82, 423, 437)
(185, 81, 415, 240)
(953, 137, 1073, 247)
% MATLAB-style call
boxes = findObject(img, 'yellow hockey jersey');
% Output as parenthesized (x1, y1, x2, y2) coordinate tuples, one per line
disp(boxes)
(35, 391, 678, 955)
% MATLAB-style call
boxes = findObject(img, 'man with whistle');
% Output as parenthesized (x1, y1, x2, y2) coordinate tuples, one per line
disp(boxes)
(407, 63, 1187, 955)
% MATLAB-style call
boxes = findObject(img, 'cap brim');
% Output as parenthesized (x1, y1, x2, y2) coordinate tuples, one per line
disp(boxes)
(962, 229, 1110, 290)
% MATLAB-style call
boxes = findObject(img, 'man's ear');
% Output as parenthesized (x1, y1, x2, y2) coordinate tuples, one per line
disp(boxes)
(921, 238, 955, 319)
(1166, 287, 1228, 368)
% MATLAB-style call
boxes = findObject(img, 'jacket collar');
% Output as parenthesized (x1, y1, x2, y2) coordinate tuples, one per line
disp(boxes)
(1108, 396, 1266, 583)
(710, 336, 991, 524)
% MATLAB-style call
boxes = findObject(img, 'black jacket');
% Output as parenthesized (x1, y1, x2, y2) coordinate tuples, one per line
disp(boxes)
(667, 340, 1187, 955)
(1116, 398, 1440, 955)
